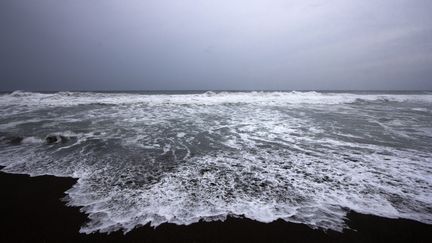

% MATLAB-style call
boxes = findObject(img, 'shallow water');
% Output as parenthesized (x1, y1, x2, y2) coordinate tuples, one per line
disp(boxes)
(0, 90, 431, 233)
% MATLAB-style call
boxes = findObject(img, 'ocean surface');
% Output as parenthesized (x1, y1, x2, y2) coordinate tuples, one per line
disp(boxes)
(0, 90, 431, 233)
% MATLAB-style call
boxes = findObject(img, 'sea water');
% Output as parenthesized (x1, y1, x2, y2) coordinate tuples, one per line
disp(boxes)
(0, 90, 431, 233)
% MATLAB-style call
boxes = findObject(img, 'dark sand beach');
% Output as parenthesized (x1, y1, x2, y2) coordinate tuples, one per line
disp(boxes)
(0, 170, 431, 243)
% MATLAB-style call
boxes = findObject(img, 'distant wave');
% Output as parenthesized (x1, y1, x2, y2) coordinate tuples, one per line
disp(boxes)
(9, 90, 41, 97)
(2, 91, 431, 111)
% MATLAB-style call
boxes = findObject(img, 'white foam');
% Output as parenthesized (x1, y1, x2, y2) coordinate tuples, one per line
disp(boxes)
(60, 148, 431, 233)
(21, 136, 43, 144)
(177, 132, 186, 138)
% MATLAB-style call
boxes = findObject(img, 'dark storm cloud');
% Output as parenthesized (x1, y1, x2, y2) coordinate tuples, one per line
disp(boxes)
(1, 0, 432, 91)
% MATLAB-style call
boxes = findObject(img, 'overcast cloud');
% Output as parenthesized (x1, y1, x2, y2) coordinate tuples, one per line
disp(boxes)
(1, 0, 431, 91)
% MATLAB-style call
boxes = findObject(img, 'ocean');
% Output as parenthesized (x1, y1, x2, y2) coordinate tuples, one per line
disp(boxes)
(0, 90, 431, 233)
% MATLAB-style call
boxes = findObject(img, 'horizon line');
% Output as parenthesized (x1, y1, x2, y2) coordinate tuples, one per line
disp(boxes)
(1, 89, 432, 93)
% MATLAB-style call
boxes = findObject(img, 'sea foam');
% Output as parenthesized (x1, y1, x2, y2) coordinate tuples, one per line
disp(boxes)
(0, 91, 431, 233)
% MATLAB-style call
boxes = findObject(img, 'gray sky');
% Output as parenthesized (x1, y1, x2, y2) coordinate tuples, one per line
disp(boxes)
(1, 0, 432, 91)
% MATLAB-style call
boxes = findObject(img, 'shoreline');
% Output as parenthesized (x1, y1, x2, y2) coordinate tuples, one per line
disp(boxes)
(0, 170, 431, 243)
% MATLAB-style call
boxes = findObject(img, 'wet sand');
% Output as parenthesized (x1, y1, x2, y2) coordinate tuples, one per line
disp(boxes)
(0, 170, 431, 243)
